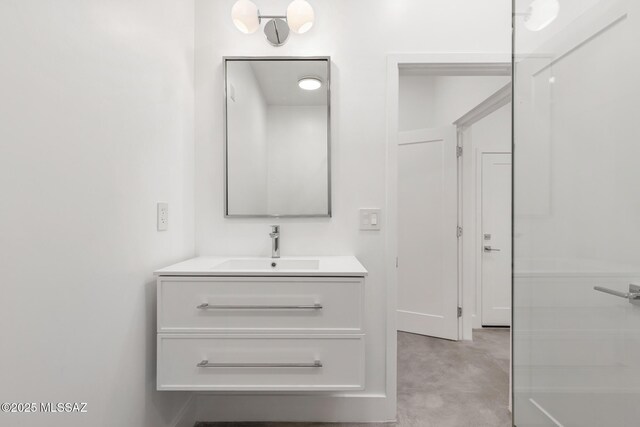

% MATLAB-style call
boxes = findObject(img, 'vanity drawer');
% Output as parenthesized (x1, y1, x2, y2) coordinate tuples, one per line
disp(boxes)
(157, 334, 365, 391)
(157, 277, 364, 333)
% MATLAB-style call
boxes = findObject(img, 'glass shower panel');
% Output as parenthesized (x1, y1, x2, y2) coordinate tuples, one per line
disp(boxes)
(513, 0, 640, 425)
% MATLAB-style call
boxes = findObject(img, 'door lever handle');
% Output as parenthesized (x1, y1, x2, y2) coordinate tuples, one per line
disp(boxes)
(594, 284, 640, 304)
(484, 246, 501, 252)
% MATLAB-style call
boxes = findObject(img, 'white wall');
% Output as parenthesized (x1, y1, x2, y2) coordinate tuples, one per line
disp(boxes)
(226, 61, 269, 215)
(471, 104, 512, 166)
(266, 105, 328, 215)
(195, 0, 511, 422)
(434, 76, 511, 125)
(398, 75, 437, 130)
(0, 2, 195, 427)
(399, 74, 510, 131)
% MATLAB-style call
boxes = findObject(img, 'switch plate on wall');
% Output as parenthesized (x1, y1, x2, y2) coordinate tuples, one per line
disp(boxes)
(157, 202, 168, 231)
(360, 208, 381, 231)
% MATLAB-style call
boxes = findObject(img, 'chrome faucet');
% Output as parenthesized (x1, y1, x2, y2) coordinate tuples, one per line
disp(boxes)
(269, 225, 280, 258)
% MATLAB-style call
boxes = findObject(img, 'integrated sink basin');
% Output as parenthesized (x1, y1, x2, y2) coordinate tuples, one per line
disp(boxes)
(154, 256, 368, 277)
(213, 258, 320, 271)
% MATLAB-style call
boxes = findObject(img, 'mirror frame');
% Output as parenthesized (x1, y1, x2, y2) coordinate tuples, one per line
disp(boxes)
(223, 56, 332, 218)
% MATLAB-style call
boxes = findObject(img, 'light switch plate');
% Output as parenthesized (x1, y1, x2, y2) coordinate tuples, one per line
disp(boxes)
(360, 208, 381, 231)
(157, 202, 168, 231)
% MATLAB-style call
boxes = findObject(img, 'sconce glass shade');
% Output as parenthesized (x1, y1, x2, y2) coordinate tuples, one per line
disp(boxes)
(524, 0, 559, 31)
(231, 0, 260, 34)
(286, 0, 315, 34)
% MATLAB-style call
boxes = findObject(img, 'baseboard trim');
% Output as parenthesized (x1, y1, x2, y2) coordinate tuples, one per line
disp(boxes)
(195, 393, 395, 423)
(171, 395, 197, 427)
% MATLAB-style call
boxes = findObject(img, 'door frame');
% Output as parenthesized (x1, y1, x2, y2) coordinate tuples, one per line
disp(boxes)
(453, 85, 513, 330)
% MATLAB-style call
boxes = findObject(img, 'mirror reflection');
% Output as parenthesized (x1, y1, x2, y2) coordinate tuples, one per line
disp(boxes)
(225, 58, 330, 217)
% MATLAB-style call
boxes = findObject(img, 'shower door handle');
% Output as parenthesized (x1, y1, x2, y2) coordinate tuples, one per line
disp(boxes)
(594, 284, 640, 304)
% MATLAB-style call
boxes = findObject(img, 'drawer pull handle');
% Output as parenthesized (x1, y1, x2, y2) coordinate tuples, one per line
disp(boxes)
(196, 359, 323, 368)
(196, 303, 323, 310)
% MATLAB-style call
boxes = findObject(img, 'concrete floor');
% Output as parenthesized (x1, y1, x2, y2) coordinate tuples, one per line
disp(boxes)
(197, 328, 511, 427)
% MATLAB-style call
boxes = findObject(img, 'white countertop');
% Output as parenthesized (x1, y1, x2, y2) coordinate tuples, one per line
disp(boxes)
(154, 256, 368, 277)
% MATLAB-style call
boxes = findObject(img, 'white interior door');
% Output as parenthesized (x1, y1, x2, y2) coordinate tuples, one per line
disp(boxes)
(397, 126, 459, 340)
(481, 153, 512, 326)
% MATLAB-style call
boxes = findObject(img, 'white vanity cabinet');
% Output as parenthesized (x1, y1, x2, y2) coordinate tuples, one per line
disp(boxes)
(155, 256, 367, 392)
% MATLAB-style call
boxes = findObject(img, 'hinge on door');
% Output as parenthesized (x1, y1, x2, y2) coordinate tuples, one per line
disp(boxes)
(396, 257, 399, 268)
(456, 146, 463, 157)
(457, 226, 463, 238)
(457, 307, 462, 317)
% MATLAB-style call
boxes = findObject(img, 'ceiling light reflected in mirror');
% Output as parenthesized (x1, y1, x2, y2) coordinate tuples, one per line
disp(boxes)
(298, 77, 322, 91)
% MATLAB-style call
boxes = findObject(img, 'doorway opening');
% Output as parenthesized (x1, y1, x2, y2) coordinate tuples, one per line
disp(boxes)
(386, 55, 513, 425)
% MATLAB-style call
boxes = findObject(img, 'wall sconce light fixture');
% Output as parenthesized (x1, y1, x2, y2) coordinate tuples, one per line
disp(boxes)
(231, 0, 315, 46)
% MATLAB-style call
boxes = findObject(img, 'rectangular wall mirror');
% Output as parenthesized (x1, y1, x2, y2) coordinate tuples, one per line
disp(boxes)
(224, 57, 331, 217)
